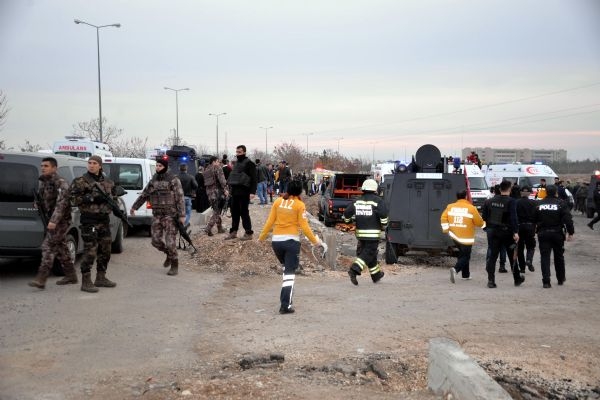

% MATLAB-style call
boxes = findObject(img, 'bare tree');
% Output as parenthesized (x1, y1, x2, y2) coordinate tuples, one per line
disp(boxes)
(0, 90, 9, 132)
(273, 142, 305, 172)
(20, 140, 42, 153)
(72, 117, 123, 147)
(111, 136, 149, 158)
(0, 137, 5, 150)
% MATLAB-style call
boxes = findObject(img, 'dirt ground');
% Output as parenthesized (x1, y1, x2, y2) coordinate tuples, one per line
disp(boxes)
(2, 191, 599, 400)
(85, 193, 600, 400)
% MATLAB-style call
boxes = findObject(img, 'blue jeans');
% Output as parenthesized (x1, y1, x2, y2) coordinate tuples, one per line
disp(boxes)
(184, 197, 192, 226)
(257, 181, 268, 204)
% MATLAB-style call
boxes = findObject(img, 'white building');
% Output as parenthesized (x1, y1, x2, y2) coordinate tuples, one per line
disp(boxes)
(462, 147, 567, 164)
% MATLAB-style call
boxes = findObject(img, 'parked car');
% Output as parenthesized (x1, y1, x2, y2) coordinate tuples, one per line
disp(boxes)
(0, 151, 126, 274)
(318, 173, 370, 227)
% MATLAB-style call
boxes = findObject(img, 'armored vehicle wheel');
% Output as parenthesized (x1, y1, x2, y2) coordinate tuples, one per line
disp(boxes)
(385, 241, 397, 264)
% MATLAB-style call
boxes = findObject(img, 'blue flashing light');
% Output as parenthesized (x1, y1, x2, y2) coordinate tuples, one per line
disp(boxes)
(182, 156, 188, 161)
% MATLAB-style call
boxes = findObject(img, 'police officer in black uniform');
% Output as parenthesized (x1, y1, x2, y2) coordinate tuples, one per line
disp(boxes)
(343, 179, 388, 285)
(516, 186, 537, 273)
(482, 180, 524, 288)
(534, 185, 574, 288)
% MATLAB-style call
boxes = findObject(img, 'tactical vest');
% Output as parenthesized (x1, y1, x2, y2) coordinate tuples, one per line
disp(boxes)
(487, 195, 511, 227)
(203, 166, 217, 188)
(536, 198, 563, 229)
(76, 173, 113, 215)
(149, 173, 177, 212)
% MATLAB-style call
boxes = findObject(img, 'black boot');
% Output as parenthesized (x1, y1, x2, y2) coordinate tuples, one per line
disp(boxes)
(81, 272, 99, 293)
(371, 270, 384, 283)
(167, 259, 178, 276)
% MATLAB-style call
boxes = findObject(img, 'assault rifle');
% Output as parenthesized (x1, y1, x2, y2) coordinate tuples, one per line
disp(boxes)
(93, 182, 133, 228)
(32, 189, 49, 234)
(173, 216, 197, 254)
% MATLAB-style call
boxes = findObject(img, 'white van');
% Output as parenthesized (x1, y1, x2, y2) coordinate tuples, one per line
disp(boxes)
(447, 163, 491, 209)
(102, 157, 156, 233)
(53, 136, 113, 159)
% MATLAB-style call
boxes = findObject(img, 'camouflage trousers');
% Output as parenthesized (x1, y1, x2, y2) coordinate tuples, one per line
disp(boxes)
(151, 215, 178, 261)
(80, 222, 112, 274)
(205, 188, 224, 230)
(39, 222, 74, 274)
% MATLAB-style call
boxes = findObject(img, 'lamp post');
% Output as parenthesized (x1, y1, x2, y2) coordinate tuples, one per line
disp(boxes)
(164, 87, 189, 146)
(301, 132, 314, 156)
(260, 126, 273, 156)
(209, 112, 227, 155)
(333, 136, 343, 153)
(74, 19, 121, 143)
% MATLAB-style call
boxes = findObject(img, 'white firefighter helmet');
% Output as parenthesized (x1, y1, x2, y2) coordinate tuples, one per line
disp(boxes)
(361, 179, 378, 192)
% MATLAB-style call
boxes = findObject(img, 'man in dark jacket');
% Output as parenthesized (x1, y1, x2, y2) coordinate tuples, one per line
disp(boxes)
(534, 185, 575, 288)
(343, 179, 388, 285)
(481, 180, 524, 288)
(225, 145, 257, 241)
(177, 163, 198, 226)
(516, 186, 537, 273)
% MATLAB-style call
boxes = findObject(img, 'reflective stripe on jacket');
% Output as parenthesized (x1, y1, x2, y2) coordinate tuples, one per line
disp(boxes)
(440, 199, 485, 245)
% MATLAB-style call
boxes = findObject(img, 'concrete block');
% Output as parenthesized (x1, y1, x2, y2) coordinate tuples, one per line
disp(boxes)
(428, 337, 512, 400)
(189, 208, 213, 234)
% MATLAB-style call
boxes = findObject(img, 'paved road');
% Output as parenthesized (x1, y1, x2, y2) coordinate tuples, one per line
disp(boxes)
(0, 232, 223, 400)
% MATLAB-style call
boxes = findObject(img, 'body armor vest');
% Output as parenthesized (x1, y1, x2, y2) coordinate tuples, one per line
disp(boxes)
(149, 173, 176, 212)
(488, 195, 511, 227)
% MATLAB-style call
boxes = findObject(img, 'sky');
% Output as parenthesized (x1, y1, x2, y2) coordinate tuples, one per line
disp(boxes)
(1, 0, 599, 161)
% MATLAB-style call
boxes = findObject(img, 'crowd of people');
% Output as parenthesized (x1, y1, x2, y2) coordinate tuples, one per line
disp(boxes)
(441, 177, 581, 289)
(28, 150, 597, 313)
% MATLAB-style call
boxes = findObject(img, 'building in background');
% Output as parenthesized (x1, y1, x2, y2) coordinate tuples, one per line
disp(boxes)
(463, 147, 567, 164)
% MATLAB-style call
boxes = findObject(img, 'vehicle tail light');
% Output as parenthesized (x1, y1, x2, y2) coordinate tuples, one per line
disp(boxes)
(328, 199, 333, 212)
(146, 202, 152, 209)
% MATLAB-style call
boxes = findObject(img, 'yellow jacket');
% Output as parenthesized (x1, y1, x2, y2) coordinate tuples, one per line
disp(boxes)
(259, 196, 319, 244)
(440, 199, 485, 245)
(535, 186, 547, 200)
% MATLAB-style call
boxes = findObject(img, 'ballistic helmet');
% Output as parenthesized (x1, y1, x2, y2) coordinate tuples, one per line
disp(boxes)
(361, 179, 378, 192)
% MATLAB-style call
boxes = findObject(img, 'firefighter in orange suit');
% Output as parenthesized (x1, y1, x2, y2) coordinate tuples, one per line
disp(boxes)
(441, 190, 485, 283)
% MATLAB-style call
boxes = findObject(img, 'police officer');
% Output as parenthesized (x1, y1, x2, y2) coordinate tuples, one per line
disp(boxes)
(587, 181, 600, 230)
(69, 155, 117, 292)
(481, 180, 524, 288)
(516, 186, 537, 273)
(344, 179, 388, 285)
(177, 163, 198, 226)
(534, 185, 574, 288)
(28, 157, 78, 289)
(130, 158, 185, 276)
(203, 156, 229, 236)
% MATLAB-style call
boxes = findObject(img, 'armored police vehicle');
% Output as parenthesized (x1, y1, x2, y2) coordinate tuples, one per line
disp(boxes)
(381, 144, 467, 263)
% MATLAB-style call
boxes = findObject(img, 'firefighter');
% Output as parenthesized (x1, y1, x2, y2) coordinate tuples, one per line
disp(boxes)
(441, 190, 485, 283)
(534, 185, 574, 288)
(344, 179, 388, 285)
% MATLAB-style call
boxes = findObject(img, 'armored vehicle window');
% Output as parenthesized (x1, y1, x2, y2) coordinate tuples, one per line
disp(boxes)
(0, 162, 38, 202)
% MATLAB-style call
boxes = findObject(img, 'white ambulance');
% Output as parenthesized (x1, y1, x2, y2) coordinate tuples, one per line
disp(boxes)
(483, 163, 558, 189)
(447, 162, 491, 210)
(53, 136, 113, 159)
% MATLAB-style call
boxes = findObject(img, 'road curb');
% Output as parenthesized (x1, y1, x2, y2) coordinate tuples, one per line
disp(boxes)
(428, 337, 512, 400)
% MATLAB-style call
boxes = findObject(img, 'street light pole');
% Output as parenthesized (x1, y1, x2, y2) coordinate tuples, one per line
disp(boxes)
(74, 19, 120, 143)
(334, 136, 343, 153)
(260, 126, 273, 156)
(301, 132, 314, 156)
(164, 87, 189, 146)
(209, 113, 227, 155)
